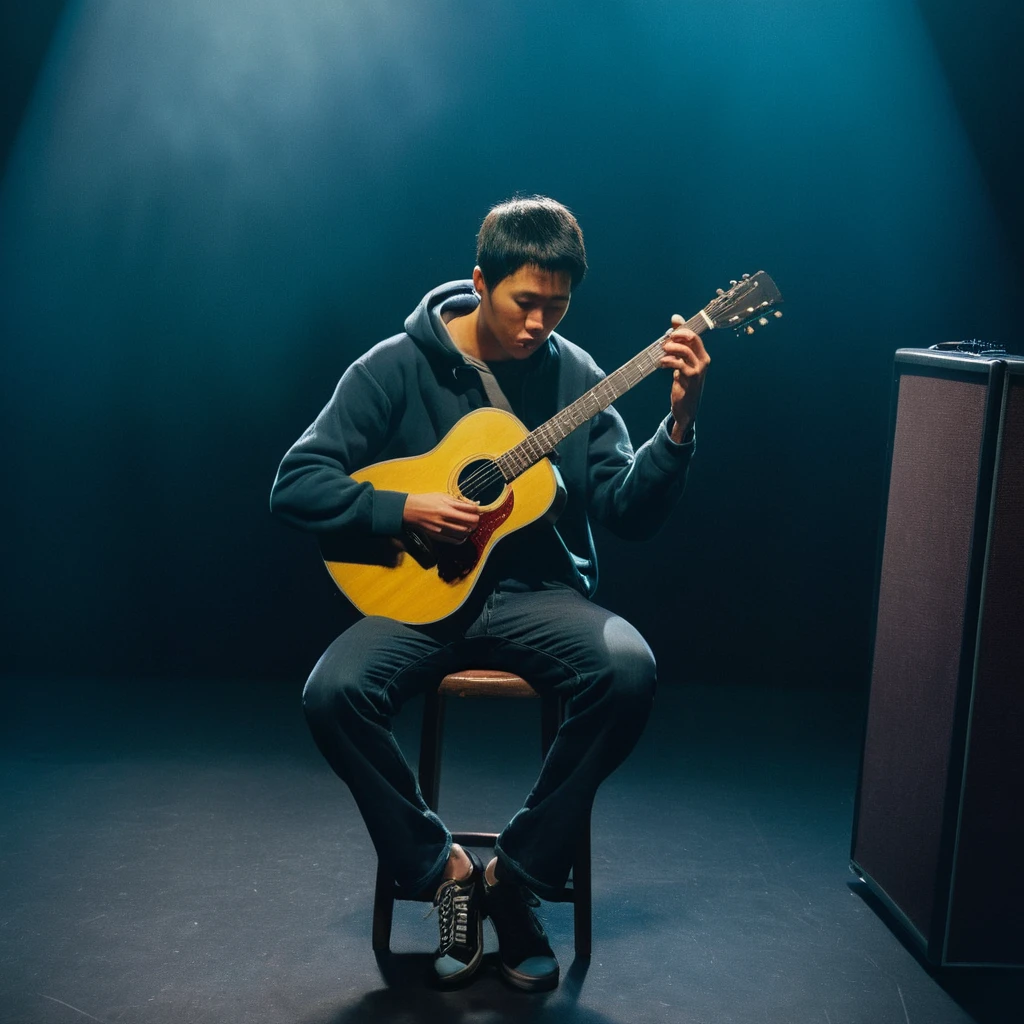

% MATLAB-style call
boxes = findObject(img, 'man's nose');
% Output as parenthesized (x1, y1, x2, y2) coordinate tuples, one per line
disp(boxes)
(525, 308, 545, 332)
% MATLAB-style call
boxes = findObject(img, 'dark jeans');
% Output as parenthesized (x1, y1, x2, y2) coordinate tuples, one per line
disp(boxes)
(301, 582, 656, 900)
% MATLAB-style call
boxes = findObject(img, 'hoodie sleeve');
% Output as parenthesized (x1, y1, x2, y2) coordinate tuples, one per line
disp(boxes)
(586, 403, 695, 540)
(269, 361, 408, 537)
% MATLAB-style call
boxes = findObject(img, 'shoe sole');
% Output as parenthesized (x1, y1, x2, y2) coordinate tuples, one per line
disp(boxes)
(499, 962, 560, 993)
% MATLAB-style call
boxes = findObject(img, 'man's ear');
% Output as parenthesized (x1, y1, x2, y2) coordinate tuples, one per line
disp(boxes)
(472, 266, 487, 298)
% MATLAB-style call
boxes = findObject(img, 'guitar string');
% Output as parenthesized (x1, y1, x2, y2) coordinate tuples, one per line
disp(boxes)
(453, 343, 665, 499)
(454, 317, 709, 499)
(453, 298, 743, 497)
(455, 365, 644, 498)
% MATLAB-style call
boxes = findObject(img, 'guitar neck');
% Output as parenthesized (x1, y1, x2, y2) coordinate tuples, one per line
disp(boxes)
(495, 310, 708, 480)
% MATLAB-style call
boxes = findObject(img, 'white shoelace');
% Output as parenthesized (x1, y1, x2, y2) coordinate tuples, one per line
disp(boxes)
(429, 880, 472, 956)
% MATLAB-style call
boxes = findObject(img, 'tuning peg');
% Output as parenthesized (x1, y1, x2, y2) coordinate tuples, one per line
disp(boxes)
(758, 317, 768, 326)
(745, 325, 755, 335)
(773, 311, 783, 318)
(729, 280, 738, 287)
(716, 288, 725, 296)
(742, 273, 750, 280)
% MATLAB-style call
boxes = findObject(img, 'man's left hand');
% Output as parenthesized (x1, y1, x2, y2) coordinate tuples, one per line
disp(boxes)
(660, 314, 711, 443)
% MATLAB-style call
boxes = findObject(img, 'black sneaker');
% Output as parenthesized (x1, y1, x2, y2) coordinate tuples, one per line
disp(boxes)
(431, 848, 485, 988)
(483, 873, 559, 992)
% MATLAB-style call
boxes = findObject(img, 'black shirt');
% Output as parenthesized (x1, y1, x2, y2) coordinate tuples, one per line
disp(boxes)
(481, 344, 577, 591)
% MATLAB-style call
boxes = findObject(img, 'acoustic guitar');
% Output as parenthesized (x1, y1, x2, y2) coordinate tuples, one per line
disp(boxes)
(320, 272, 782, 623)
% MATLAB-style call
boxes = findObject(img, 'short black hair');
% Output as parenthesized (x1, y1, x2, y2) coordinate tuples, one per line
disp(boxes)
(476, 195, 587, 291)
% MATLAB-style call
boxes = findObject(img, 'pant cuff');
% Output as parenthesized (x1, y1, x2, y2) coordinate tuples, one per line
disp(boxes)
(493, 839, 565, 902)
(401, 826, 452, 898)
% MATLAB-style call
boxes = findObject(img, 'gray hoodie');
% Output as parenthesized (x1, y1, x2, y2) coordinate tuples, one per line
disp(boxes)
(270, 280, 695, 602)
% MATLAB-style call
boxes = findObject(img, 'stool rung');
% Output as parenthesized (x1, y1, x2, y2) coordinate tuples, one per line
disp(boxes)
(452, 831, 499, 847)
(546, 883, 577, 904)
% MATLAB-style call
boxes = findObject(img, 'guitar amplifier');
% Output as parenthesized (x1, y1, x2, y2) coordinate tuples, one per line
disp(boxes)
(850, 349, 1024, 967)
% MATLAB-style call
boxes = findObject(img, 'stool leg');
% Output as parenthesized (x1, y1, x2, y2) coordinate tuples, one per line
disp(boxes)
(540, 694, 561, 758)
(542, 693, 594, 956)
(418, 689, 445, 811)
(372, 861, 395, 952)
(373, 687, 446, 951)
(573, 811, 593, 957)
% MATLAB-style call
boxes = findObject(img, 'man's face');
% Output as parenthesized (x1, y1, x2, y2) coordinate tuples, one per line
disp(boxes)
(474, 264, 572, 361)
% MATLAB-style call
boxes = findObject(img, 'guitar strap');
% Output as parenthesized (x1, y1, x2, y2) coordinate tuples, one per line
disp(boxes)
(460, 353, 517, 417)
(433, 294, 517, 416)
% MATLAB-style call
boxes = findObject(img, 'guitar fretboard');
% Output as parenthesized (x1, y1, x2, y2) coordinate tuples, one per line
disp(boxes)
(494, 312, 706, 480)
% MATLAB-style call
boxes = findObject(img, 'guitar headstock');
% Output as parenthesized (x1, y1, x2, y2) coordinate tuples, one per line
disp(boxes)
(703, 271, 783, 336)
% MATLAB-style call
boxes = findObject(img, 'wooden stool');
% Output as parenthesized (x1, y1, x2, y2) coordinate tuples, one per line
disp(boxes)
(371, 669, 592, 957)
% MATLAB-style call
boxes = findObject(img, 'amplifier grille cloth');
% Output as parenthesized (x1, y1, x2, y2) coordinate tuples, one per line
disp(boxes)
(855, 374, 986, 938)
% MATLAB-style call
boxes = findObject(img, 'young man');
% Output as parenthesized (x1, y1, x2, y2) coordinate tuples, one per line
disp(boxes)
(270, 196, 709, 990)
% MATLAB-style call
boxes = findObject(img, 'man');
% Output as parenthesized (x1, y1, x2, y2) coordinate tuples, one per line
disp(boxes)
(270, 196, 709, 991)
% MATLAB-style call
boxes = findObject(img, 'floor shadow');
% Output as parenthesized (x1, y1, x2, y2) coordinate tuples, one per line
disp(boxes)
(296, 951, 606, 1024)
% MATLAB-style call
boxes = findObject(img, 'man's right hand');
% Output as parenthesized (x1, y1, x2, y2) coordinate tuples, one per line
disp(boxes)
(402, 493, 480, 545)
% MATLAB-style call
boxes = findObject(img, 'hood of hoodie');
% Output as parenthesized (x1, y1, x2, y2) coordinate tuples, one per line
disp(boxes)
(403, 278, 557, 393)
(403, 279, 480, 368)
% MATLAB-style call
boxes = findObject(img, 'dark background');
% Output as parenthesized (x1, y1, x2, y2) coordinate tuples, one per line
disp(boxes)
(2, 0, 1022, 691)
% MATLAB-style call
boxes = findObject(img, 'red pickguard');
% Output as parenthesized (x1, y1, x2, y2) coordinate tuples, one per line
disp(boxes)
(436, 490, 515, 583)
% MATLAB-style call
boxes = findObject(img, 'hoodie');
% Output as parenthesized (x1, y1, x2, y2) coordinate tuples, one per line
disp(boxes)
(270, 280, 695, 601)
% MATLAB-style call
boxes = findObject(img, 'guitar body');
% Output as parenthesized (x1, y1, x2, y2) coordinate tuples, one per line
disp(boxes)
(323, 407, 563, 624)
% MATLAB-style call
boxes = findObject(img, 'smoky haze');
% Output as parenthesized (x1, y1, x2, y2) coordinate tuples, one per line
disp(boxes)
(1, 0, 1019, 687)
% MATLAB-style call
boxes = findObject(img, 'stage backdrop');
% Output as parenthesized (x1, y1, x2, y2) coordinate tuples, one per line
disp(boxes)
(1, 0, 1021, 688)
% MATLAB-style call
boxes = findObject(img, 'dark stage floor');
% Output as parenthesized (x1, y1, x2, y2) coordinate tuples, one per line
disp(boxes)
(1, 676, 1020, 1024)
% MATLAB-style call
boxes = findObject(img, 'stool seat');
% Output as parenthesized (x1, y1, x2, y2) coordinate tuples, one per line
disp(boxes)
(371, 667, 593, 957)
(439, 670, 538, 698)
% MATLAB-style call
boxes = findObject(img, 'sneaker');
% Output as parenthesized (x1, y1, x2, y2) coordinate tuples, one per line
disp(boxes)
(431, 848, 485, 988)
(484, 872, 559, 992)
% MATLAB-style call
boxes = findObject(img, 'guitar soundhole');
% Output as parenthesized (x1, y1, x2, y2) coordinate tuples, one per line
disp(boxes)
(457, 459, 505, 505)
